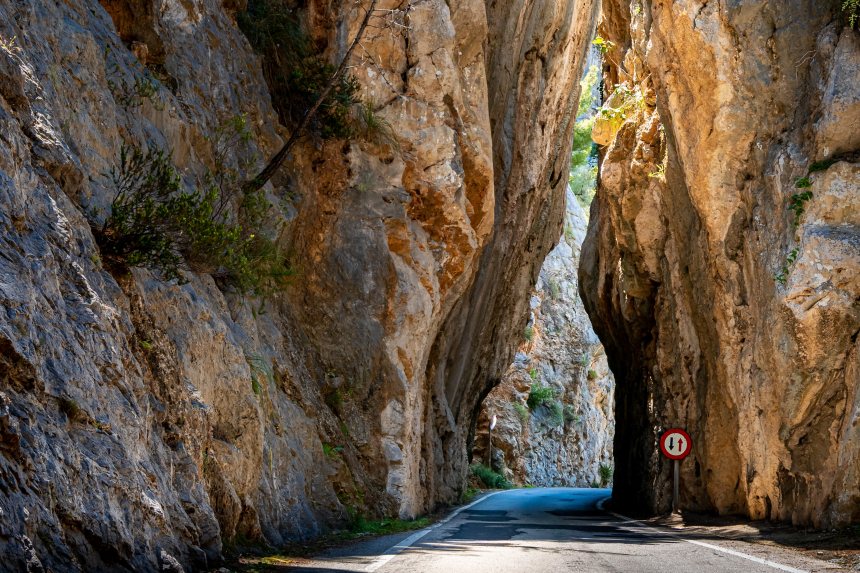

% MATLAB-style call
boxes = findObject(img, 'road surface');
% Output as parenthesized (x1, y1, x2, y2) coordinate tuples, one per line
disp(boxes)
(282, 488, 839, 573)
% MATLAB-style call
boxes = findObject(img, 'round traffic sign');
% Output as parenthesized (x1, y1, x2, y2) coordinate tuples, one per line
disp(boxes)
(660, 428, 691, 460)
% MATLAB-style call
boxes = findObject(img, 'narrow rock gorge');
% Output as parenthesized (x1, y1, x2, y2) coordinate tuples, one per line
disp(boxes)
(581, 0, 859, 527)
(0, 0, 597, 569)
(472, 188, 614, 488)
(0, 0, 858, 569)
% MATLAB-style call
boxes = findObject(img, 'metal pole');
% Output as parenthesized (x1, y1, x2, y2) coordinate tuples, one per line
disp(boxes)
(488, 424, 493, 470)
(673, 459, 680, 513)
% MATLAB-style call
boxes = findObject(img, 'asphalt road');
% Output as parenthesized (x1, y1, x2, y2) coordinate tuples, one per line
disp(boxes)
(283, 488, 838, 573)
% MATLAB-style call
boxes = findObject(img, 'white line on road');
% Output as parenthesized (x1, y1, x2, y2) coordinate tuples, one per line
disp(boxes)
(596, 497, 809, 573)
(365, 490, 504, 572)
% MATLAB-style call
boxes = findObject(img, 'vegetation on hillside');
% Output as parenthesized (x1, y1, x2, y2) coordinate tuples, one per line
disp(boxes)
(570, 65, 599, 208)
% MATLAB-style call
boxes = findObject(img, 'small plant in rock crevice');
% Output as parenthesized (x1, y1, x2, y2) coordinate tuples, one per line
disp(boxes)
(512, 401, 529, 423)
(563, 404, 580, 424)
(544, 400, 564, 428)
(523, 325, 534, 342)
(774, 248, 799, 286)
(323, 442, 344, 458)
(527, 383, 555, 409)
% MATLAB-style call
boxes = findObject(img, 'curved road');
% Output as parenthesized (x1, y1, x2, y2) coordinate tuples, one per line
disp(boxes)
(284, 488, 834, 573)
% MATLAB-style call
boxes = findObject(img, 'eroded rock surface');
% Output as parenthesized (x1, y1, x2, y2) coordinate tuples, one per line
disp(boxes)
(580, 0, 860, 527)
(474, 191, 614, 487)
(0, 0, 597, 569)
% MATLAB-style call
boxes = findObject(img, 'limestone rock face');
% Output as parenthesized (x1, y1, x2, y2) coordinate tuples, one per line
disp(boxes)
(474, 190, 614, 488)
(0, 0, 597, 569)
(580, 0, 860, 527)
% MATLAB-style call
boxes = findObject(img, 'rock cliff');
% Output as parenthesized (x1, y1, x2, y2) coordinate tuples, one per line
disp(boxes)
(580, 0, 859, 527)
(0, 0, 597, 570)
(473, 189, 614, 487)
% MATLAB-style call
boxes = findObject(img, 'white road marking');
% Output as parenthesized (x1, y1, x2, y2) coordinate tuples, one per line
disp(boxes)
(596, 497, 809, 573)
(364, 490, 504, 572)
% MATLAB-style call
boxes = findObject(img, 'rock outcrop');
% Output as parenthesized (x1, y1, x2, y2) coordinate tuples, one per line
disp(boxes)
(580, 0, 860, 527)
(0, 0, 598, 569)
(474, 189, 614, 487)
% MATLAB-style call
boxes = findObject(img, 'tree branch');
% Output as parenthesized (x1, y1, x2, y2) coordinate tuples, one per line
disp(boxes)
(243, 0, 380, 194)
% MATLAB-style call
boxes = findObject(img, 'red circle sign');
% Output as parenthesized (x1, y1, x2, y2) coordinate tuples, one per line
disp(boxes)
(660, 428, 692, 460)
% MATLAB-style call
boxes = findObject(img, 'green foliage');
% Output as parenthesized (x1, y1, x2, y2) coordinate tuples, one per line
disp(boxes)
(324, 386, 345, 411)
(774, 247, 800, 286)
(528, 368, 539, 383)
(108, 70, 163, 110)
(95, 144, 293, 296)
(809, 158, 837, 173)
(348, 516, 432, 536)
(587, 369, 598, 380)
(598, 463, 614, 487)
(794, 176, 811, 189)
(577, 65, 599, 116)
(58, 397, 82, 422)
(789, 190, 813, 228)
(461, 486, 480, 504)
(246, 353, 273, 397)
(470, 463, 512, 489)
(843, 0, 859, 28)
(648, 164, 666, 179)
(524, 325, 534, 341)
(547, 278, 561, 300)
(352, 101, 398, 147)
(512, 401, 530, 423)
(590, 480, 601, 488)
(592, 36, 616, 55)
(569, 117, 598, 208)
(564, 223, 575, 242)
(238, 0, 361, 139)
(322, 442, 344, 458)
(563, 404, 580, 424)
(527, 383, 555, 409)
(599, 83, 646, 123)
(544, 400, 564, 428)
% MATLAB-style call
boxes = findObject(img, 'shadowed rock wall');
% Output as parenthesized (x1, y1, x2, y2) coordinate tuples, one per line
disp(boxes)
(580, 0, 859, 527)
(0, 0, 598, 569)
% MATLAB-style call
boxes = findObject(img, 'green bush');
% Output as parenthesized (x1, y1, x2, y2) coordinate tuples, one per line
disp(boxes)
(587, 369, 598, 380)
(95, 144, 293, 295)
(527, 383, 555, 409)
(598, 463, 613, 487)
(238, 0, 361, 139)
(512, 402, 529, 423)
(470, 464, 512, 489)
(545, 400, 564, 428)
(524, 325, 534, 342)
(563, 404, 580, 424)
(844, 0, 859, 29)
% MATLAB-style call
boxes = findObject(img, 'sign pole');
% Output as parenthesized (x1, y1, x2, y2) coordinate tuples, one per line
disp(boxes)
(659, 428, 691, 514)
(488, 424, 492, 468)
(488, 414, 497, 470)
(673, 459, 679, 513)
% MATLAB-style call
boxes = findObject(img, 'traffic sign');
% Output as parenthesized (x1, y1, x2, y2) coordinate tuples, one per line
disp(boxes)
(660, 428, 691, 460)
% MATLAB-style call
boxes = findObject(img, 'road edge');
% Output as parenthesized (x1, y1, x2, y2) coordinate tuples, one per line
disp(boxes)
(596, 499, 810, 573)
(364, 490, 505, 572)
